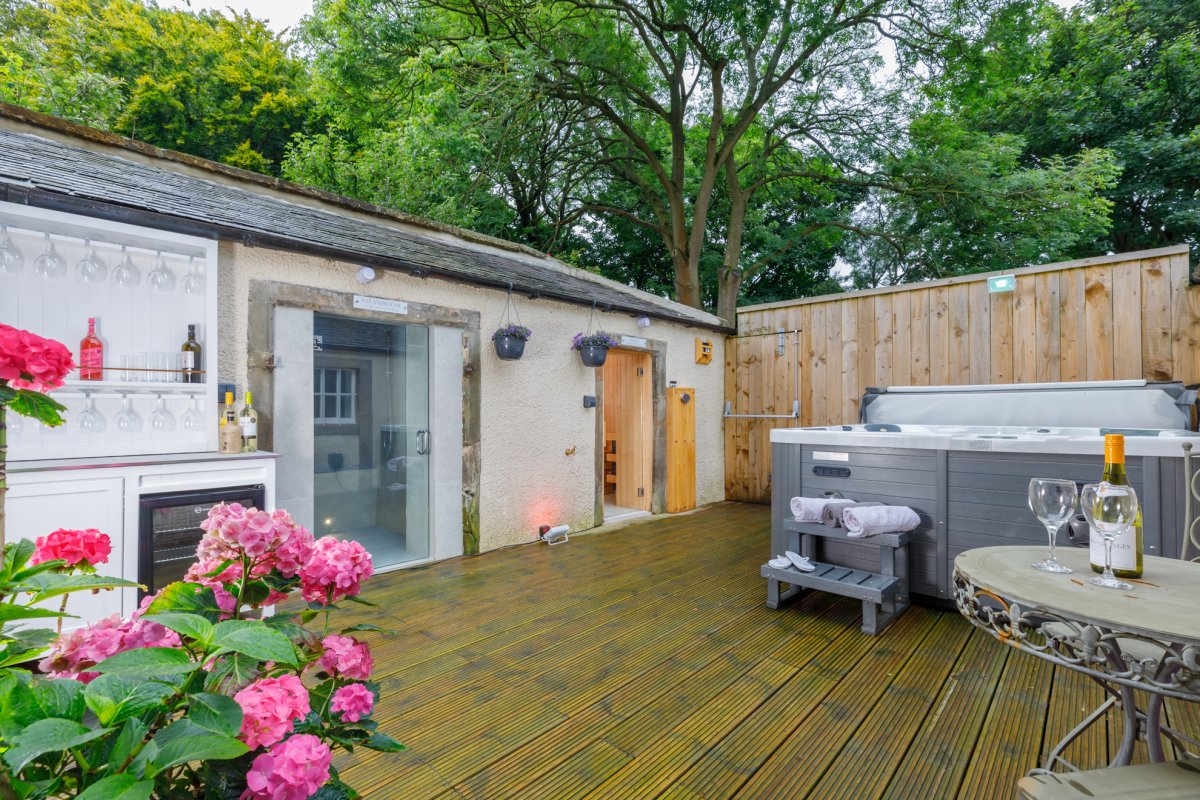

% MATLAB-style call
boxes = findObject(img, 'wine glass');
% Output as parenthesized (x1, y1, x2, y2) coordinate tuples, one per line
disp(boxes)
(114, 394, 143, 435)
(77, 393, 107, 434)
(75, 239, 108, 283)
(1080, 482, 1139, 590)
(1028, 478, 1077, 573)
(112, 246, 141, 288)
(0, 225, 23, 273)
(181, 396, 204, 432)
(147, 251, 176, 292)
(150, 394, 176, 433)
(182, 257, 204, 296)
(34, 233, 67, 279)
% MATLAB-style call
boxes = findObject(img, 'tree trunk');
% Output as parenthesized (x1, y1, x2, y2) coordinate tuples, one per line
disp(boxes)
(716, 163, 750, 325)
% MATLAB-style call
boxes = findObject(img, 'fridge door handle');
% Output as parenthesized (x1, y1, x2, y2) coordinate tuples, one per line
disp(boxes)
(416, 429, 431, 455)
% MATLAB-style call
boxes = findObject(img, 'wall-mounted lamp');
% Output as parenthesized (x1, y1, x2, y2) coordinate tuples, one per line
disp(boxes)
(538, 524, 570, 545)
(636, 316, 651, 328)
(356, 266, 377, 285)
(987, 274, 1016, 293)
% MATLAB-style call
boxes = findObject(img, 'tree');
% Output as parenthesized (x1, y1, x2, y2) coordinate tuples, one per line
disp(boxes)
(0, 0, 314, 173)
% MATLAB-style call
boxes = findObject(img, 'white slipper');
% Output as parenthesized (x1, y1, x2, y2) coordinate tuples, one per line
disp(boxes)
(785, 551, 816, 572)
(768, 556, 790, 569)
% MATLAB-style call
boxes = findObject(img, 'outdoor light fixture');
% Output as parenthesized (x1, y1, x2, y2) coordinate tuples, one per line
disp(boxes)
(987, 274, 1016, 293)
(356, 266, 377, 284)
(538, 524, 570, 545)
(636, 316, 651, 328)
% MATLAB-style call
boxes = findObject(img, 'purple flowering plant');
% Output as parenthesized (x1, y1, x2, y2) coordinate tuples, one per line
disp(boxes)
(491, 324, 532, 342)
(571, 332, 618, 350)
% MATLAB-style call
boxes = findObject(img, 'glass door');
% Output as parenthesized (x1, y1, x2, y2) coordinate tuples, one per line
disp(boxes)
(312, 314, 430, 569)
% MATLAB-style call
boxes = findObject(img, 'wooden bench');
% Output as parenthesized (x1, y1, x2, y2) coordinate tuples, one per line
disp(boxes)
(760, 519, 912, 635)
(1016, 759, 1200, 799)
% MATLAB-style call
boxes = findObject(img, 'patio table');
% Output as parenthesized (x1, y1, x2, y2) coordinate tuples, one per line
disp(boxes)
(953, 546, 1200, 773)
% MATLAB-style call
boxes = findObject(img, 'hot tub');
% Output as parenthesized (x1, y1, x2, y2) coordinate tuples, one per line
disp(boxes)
(769, 381, 1200, 602)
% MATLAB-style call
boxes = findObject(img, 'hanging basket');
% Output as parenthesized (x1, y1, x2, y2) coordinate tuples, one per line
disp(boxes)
(493, 334, 526, 361)
(578, 344, 609, 367)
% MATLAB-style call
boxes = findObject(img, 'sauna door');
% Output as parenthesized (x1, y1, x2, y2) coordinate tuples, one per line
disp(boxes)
(602, 349, 652, 512)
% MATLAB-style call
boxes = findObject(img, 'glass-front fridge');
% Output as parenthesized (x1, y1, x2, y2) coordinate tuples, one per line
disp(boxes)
(137, 484, 266, 598)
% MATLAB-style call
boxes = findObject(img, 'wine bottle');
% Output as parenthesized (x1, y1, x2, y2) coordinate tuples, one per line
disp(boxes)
(239, 391, 258, 453)
(1090, 433, 1143, 578)
(219, 391, 241, 454)
(180, 324, 202, 384)
(79, 317, 104, 381)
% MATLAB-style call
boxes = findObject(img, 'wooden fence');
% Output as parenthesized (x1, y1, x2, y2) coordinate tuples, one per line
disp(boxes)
(724, 244, 1198, 502)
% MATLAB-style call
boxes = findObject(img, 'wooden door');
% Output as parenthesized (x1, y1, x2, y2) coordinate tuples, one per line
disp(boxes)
(602, 349, 652, 511)
(666, 387, 696, 512)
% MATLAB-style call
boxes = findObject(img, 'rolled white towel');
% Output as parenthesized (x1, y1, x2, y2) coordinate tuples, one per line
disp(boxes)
(844, 505, 921, 538)
(790, 496, 853, 522)
(822, 500, 884, 528)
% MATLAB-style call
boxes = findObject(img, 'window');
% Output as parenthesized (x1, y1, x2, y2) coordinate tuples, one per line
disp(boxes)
(314, 367, 356, 423)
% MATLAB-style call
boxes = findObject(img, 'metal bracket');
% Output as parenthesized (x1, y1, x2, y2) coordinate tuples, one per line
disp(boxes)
(723, 400, 800, 420)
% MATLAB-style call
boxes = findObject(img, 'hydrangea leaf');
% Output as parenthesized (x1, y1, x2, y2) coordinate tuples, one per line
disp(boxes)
(212, 619, 298, 666)
(74, 774, 154, 800)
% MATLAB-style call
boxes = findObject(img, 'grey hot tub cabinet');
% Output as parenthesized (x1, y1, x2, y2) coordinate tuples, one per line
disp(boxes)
(770, 442, 1192, 602)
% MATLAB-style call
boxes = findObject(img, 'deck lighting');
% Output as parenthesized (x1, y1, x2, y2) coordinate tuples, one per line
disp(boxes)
(538, 524, 570, 545)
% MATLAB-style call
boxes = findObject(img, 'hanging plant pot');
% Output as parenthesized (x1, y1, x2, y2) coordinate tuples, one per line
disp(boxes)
(494, 334, 526, 361)
(578, 345, 609, 367)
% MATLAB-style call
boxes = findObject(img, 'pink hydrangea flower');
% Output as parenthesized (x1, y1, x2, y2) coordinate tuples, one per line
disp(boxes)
(39, 612, 182, 683)
(30, 528, 111, 568)
(241, 734, 331, 800)
(0, 323, 74, 392)
(300, 537, 373, 605)
(234, 674, 310, 750)
(319, 635, 373, 680)
(196, 504, 314, 580)
(330, 683, 375, 723)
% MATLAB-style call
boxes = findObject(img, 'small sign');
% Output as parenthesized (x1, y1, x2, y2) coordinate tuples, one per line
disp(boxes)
(620, 335, 648, 349)
(353, 295, 409, 315)
(987, 275, 1016, 293)
(813, 451, 850, 462)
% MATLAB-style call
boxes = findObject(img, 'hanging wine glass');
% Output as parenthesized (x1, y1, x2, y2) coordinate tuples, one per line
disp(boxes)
(150, 393, 176, 432)
(147, 251, 176, 292)
(77, 393, 107, 434)
(112, 246, 141, 288)
(182, 256, 204, 296)
(34, 233, 67, 279)
(75, 239, 108, 283)
(114, 394, 143, 434)
(181, 396, 204, 432)
(0, 225, 23, 273)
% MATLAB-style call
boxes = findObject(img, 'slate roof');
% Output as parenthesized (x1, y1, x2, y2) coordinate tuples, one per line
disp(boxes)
(0, 110, 725, 331)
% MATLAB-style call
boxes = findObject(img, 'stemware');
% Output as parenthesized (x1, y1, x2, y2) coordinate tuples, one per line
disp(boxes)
(182, 257, 204, 296)
(1028, 478, 1077, 573)
(113, 394, 143, 435)
(150, 394, 176, 433)
(77, 393, 107, 434)
(112, 246, 141, 288)
(34, 233, 67, 279)
(147, 251, 176, 292)
(1080, 482, 1139, 590)
(181, 396, 204, 432)
(0, 225, 23, 273)
(75, 239, 108, 283)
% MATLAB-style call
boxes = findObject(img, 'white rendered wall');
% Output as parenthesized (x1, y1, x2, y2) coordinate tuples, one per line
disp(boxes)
(217, 243, 725, 553)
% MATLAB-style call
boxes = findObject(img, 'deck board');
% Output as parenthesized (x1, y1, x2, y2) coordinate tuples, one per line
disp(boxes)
(315, 502, 1198, 799)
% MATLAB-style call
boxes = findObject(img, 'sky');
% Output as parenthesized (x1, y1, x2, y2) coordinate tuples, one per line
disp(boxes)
(159, 0, 314, 32)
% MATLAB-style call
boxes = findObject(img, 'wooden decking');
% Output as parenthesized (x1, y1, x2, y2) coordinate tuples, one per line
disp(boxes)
(327, 502, 1200, 799)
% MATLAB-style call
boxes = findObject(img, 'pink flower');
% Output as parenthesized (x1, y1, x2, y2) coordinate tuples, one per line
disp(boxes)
(196, 504, 314, 580)
(241, 734, 331, 800)
(319, 635, 372, 680)
(30, 528, 112, 568)
(0, 323, 74, 392)
(39, 613, 181, 683)
(300, 537, 373, 605)
(330, 683, 375, 723)
(233, 674, 310, 750)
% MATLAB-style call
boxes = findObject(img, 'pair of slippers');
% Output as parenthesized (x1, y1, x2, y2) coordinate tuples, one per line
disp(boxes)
(768, 551, 816, 572)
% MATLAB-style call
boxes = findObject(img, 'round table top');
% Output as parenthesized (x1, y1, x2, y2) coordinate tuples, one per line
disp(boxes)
(955, 546, 1200, 646)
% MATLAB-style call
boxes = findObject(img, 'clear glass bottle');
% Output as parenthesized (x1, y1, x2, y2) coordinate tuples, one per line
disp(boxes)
(219, 391, 241, 454)
(1089, 434, 1144, 578)
(239, 391, 258, 453)
(79, 317, 104, 381)
(180, 324, 202, 384)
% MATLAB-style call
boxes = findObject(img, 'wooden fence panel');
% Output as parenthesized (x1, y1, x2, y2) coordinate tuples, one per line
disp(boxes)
(726, 245, 1196, 501)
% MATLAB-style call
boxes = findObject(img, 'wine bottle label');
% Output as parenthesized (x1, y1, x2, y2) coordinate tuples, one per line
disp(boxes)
(181, 352, 195, 369)
(240, 420, 257, 437)
(1089, 525, 1139, 571)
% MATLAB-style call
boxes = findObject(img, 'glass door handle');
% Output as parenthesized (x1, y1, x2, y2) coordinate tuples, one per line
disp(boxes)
(416, 429, 431, 455)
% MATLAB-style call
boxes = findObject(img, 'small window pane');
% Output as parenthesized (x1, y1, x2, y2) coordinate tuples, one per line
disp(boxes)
(340, 396, 352, 419)
(314, 395, 320, 417)
(324, 396, 336, 418)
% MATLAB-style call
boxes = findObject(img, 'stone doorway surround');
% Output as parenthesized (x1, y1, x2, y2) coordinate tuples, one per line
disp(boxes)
(245, 279, 482, 555)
